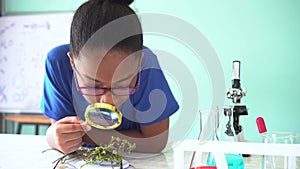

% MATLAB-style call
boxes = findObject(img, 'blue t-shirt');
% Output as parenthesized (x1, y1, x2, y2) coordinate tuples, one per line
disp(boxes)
(40, 44, 179, 130)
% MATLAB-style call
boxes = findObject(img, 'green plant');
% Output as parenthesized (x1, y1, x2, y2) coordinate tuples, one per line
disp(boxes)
(43, 136, 136, 169)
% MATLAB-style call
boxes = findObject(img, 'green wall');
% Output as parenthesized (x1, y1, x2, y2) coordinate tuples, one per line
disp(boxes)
(3, 0, 300, 142)
(135, 0, 300, 143)
(3, 0, 87, 14)
(138, 0, 300, 142)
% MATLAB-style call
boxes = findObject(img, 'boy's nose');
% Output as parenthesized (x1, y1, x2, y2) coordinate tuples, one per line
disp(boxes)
(98, 90, 114, 105)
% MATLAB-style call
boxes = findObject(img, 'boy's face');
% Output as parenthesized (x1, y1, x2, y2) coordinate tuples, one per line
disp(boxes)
(71, 49, 142, 108)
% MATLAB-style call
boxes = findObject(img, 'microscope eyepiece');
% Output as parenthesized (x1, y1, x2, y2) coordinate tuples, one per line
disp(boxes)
(232, 60, 240, 80)
(232, 60, 241, 89)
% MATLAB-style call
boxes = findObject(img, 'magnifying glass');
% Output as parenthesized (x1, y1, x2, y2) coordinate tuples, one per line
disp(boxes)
(84, 103, 122, 130)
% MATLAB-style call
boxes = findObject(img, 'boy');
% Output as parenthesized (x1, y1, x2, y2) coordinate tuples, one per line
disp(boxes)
(41, 0, 179, 154)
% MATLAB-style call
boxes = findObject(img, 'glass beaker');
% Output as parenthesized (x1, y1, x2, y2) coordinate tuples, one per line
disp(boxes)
(261, 131, 299, 169)
(205, 105, 245, 169)
(190, 108, 218, 169)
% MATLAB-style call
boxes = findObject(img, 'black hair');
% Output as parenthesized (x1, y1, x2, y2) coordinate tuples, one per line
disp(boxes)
(70, 0, 143, 58)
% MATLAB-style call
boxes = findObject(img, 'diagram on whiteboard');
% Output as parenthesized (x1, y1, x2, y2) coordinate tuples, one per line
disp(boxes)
(0, 12, 73, 112)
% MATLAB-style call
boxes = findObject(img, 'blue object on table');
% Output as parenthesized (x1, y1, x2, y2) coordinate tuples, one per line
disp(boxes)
(206, 153, 245, 169)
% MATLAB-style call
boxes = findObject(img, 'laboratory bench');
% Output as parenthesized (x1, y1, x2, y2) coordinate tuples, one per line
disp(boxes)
(0, 112, 50, 135)
(0, 134, 299, 169)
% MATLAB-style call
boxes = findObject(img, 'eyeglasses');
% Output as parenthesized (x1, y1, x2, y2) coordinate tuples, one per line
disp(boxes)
(74, 70, 140, 96)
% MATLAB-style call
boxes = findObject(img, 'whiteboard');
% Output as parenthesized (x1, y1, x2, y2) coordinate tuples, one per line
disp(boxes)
(0, 12, 73, 113)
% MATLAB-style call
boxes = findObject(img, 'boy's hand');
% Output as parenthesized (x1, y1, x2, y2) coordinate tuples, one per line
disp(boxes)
(46, 116, 91, 154)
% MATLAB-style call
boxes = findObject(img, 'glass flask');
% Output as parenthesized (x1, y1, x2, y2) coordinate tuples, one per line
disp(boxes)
(190, 108, 218, 169)
(205, 106, 245, 169)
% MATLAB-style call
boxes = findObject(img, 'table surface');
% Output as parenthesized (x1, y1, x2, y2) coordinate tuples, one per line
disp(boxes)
(0, 134, 299, 169)
(3, 114, 51, 124)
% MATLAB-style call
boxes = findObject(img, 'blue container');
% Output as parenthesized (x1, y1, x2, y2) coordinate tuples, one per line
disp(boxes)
(206, 153, 245, 169)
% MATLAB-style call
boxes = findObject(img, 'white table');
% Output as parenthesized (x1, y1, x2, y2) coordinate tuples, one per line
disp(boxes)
(2, 134, 298, 169)
(0, 134, 63, 169)
(0, 134, 175, 169)
(173, 140, 300, 169)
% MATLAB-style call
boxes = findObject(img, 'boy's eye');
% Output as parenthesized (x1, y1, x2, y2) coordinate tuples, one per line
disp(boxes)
(112, 82, 131, 88)
(82, 78, 133, 88)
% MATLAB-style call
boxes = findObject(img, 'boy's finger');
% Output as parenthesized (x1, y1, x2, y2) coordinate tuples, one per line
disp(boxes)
(58, 123, 86, 133)
(58, 116, 81, 124)
(80, 121, 92, 132)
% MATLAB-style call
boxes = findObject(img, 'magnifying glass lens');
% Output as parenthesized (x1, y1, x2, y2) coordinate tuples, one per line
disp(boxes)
(85, 103, 122, 130)
(87, 108, 118, 126)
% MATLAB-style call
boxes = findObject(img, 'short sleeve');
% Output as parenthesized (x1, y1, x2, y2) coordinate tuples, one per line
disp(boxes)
(40, 44, 75, 121)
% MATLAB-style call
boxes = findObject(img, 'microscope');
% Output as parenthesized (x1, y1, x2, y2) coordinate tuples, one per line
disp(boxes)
(226, 61, 248, 137)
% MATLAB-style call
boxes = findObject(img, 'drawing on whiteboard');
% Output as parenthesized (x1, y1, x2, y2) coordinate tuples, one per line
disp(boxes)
(0, 86, 8, 103)
(0, 12, 73, 112)
(1, 40, 14, 50)
(23, 21, 51, 30)
(13, 73, 25, 89)
(32, 52, 46, 68)
(13, 89, 28, 102)
(0, 54, 6, 73)
(0, 56, 8, 73)
(0, 23, 15, 36)
(0, 56, 8, 62)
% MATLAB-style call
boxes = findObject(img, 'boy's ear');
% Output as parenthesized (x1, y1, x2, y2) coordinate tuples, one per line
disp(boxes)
(141, 51, 144, 59)
(67, 51, 75, 69)
(139, 51, 144, 65)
